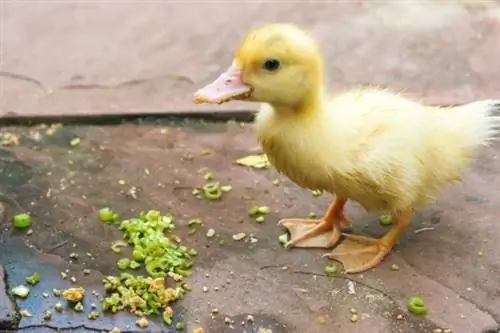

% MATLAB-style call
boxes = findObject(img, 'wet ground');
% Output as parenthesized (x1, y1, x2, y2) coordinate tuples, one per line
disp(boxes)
(1, 1, 500, 333)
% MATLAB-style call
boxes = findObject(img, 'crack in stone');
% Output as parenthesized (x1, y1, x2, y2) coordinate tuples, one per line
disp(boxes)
(14, 324, 151, 333)
(0, 266, 20, 329)
(0, 71, 194, 94)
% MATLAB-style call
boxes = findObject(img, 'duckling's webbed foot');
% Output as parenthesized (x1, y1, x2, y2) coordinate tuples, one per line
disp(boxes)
(279, 197, 351, 248)
(323, 210, 413, 274)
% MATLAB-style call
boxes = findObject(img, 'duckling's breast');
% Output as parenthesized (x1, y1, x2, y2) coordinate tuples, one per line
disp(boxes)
(254, 106, 403, 211)
(255, 111, 336, 192)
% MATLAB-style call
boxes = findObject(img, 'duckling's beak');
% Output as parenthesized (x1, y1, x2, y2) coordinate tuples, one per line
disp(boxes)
(194, 61, 252, 104)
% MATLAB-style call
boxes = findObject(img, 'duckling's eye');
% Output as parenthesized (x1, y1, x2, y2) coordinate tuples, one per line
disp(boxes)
(263, 58, 280, 72)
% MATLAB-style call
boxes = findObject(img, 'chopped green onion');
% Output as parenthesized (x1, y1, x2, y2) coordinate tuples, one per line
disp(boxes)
(13, 213, 31, 229)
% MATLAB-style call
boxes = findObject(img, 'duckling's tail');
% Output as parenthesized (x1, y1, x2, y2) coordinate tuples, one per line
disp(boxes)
(452, 99, 500, 147)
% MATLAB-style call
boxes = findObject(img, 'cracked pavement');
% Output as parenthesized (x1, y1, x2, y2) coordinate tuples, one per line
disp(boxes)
(1, 1, 500, 333)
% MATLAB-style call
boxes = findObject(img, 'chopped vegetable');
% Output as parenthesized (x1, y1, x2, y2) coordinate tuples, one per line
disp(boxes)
(379, 213, 392, 226)
(111, 240, 128, 253)
(99, 208, 119, 223)
(221, 185, 232, 193)
(311, 190, 322, 197)
(99, 209, 194, 322)
(13, 213, 32, 229)
(12, 285, 30, 298)
(203, 172, 214, 181)
(187, 218, 202, 226)
(308, 212, 317, 218)
(255, 216, 265, 224)
(74, 302, 84, 312)
(278, 234, 289, 245)
(19, 309, 32, 317)
(53, 288, 62, 297)
(136, 317, 149, 328)
(129, 260, 141, 270)
(324, 264, 338, 276)
(176, 321, 185, 330)
(162, 306, 173, 325)
(257, 206, 271, 214)
(54, 302, 63, 312)
(271, 179, 280, 186)
(117, 258, 131, 270)
(69, 137, 81, 147)
(232, 233, 246, 241)
(43, 310, 52, 321)
(248, 206, 260, 216)
(206, 228, 216, 238)
(62, 287, 85, 303)
(202, 182, 222, 201)
(88, 310, 100, 320)
(25, 272, 41, 285)
(407, 296, 428, 316)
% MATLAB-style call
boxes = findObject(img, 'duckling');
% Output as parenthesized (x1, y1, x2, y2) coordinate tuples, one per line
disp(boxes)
(194, 23, 500, 273)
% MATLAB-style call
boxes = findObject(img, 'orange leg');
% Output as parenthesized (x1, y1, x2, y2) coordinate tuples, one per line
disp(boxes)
(323, 209, 413, 274)
(278, 197, 352, 248)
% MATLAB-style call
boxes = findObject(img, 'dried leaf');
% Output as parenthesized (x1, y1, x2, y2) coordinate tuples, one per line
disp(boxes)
(235, 154, 270, 169)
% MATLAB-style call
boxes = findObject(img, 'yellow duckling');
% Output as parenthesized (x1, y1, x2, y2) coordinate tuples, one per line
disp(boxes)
(194, 23, 500, 273)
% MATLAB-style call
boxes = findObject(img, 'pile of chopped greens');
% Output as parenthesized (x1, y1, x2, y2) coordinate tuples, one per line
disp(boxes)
(99, 209, 196, 326)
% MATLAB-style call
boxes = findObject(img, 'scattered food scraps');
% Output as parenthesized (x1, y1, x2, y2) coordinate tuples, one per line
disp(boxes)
(62, 287, 85, 303)
(235, 154, 270, 169)
(13, 213, 32, 229)
(136, 317, 149, 328)
(69, 137, 81, 147)
(1, 132, 19, 146)
(12, 285, 30, 298)
(206, 228, 216, 238)
(278, 234, 288, 245)
(324, 264, 338, 276)
(99, 207, 119, 223)
(19, 309, 32, 317)
(25, 272, 41, 285)
(54, 303, 63, 312)
(407, 296, 428, 316)
(96, 209, 195, 325)
(379, 213, 392, 226)
(111, 240, 128, 253)
(232, 232, 246, 241)
(200, 182, 223, 201)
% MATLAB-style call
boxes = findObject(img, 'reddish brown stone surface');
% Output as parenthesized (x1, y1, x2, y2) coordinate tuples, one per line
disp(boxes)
(1, 2, 500, 119)
(0, 122, 499, 332)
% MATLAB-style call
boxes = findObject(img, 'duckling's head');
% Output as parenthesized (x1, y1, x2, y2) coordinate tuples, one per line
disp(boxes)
(194, 23, 324, 110)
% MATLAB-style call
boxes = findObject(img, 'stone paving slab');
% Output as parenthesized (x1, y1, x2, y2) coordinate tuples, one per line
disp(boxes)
(0, 121, 498, 333)
(1, 1, 500, 119)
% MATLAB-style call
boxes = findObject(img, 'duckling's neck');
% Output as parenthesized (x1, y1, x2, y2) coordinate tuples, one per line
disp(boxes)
(271, 85, 326, 120)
